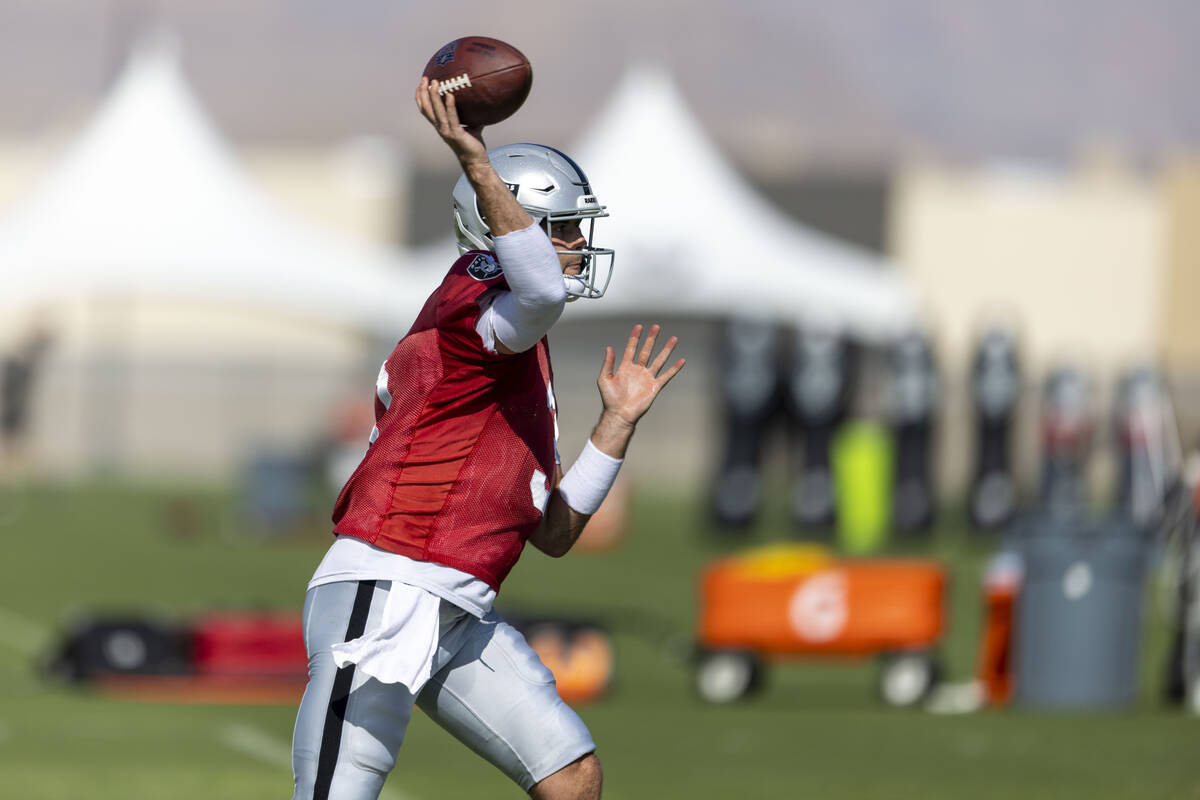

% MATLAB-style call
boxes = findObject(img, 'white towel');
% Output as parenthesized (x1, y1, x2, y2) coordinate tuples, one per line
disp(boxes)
(330, 583, 441, 693)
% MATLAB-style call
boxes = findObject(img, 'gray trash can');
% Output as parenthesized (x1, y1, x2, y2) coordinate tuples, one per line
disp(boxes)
(1014, 516, 1150, 709)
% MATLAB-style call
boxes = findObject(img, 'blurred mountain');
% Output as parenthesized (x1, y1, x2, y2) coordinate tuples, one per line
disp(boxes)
(0, 0, 1196, 171)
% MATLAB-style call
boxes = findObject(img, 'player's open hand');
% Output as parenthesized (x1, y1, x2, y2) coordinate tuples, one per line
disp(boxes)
(415, 77, 487, 167)
(597, 324, 686, 429)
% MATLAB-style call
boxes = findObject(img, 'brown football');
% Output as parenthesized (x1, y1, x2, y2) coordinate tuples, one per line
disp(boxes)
(422, 36, 533, 127)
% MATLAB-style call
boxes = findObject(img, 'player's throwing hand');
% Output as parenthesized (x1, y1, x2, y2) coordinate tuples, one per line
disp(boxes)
(415, 77, 487, 166)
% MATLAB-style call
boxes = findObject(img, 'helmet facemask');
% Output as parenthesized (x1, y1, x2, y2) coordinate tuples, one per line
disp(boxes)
(542, 212, 614, 301)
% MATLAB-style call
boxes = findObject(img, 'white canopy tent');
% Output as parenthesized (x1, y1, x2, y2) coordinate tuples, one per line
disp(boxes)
(568, 65, 918, 339)
(406, 65, 920, 341)
(0, 40, 423, 334)
(0, 41, 436, 477)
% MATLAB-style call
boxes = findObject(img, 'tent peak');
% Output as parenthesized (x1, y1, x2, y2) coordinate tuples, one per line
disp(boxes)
(117, 26, 185, 81)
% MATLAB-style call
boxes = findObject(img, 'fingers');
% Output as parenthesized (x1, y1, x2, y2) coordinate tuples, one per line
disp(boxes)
(621, 324, 644, 365)
(416, 78, 445, 129)
(600, 345, 615, 379)
(443, 89, 463, 129)
(620, 324, 683, 374)
(637, 324, 660, 366)
(610, 323, 685, 386)
(428, 80, 450, 131)
(417, 79, 461, 138)
(415, 77, 432, 120)
(648, 335, 678, 374)
(657, 357, 687, 388)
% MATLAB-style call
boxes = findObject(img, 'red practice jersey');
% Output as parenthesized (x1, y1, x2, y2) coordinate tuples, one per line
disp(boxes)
(332, 251, 558, 590)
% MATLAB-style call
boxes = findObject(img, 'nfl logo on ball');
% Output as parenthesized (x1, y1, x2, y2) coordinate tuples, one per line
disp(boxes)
(434, 41, 458, 67)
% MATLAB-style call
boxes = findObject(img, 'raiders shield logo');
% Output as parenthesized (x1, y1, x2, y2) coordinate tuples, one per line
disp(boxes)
(467, 254, 503, 281)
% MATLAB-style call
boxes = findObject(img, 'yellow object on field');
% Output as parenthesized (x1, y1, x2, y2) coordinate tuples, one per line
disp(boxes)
(833, 421, 893, 554)
(725, 543, 835, 580)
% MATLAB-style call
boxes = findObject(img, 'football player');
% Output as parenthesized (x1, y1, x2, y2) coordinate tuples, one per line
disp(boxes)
(289, 78, 685, 800)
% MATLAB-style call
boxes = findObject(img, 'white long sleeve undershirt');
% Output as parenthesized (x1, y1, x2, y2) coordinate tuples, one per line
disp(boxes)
(475, 223, 566, 353)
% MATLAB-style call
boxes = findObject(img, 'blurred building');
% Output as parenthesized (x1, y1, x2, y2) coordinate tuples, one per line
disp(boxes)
(892, 155, 1164, 376)
(1163, 158, 1200, 374)
(890, 152, 1199, 497)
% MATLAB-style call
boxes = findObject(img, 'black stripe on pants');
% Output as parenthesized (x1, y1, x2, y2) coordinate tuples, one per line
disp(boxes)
(312, 580, 377, 800)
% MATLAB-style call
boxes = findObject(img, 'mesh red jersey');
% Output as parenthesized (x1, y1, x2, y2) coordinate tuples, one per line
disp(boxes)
(331, 251, 558, 590)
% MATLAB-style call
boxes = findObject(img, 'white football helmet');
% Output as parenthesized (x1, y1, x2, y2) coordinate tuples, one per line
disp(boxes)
(452, 143, 614, 300)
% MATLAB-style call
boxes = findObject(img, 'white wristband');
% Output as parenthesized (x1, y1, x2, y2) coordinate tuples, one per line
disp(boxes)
(558, 439, 623, 515)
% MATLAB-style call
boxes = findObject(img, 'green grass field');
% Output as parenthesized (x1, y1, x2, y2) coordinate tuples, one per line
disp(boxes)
(0, 481, 1197, 799)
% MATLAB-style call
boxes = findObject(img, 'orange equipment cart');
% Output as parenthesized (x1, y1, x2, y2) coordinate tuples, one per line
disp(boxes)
(695, 544, 948, 705)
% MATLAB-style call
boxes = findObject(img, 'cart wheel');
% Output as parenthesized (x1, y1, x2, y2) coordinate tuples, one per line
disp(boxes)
(877, 651, 941, 708)
(694, 649, 762, 704)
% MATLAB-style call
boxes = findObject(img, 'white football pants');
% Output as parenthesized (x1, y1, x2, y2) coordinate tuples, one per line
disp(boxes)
(290, 580, 595, 799)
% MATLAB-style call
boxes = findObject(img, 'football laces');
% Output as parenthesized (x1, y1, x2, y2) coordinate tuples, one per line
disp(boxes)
(437, 74, 473, 94)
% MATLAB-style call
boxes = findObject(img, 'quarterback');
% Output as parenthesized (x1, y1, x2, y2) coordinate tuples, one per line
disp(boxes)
(289, 78, 684, 800)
